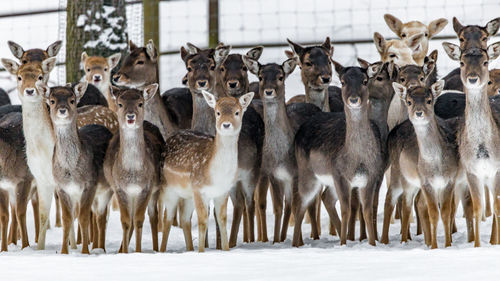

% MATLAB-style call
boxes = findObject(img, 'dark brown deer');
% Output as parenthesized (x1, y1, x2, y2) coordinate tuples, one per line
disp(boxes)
(103, 84, 164, 253)
(442, 41, 500, 246)
(160, 91, 254, 252)
(0, 112, 32, 252)
(38, 81, 113, 254)
(293, 63, 385, 246)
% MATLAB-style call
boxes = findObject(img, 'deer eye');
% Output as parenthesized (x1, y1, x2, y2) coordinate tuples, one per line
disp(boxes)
(305, 62, 312, 67)
(460, 62, 465, 67)
(420, 77, 424, 82)
(70, 100, 75, 104)
(119, 103, 123, 108)
(484, 61, 488, 66)
(407, 101, 412, 106)
(482, 37, 487, 41)
(22, 60, 27, 64)
(138, 103, 143, 107)
(279, 76, 284, 81)
(376, 77, 383, 81)
(38, 75, 43, 81)
(259, 76, 262, 81)
(341, 81, 345, 86)
(401, 33, 407, 38)
(427, 99, 432, 104)
(459, 38, 464, 42)
(242, 66, 248, 71)
(363, 79, 368, 85)
(50, 100, 55, 105)
(220, 67, 225, 72)
(235, 111, 239, 116)
(187, 66, 193, 72)
(400, 78, 405, 83)
(87, 68, 90, 72)
(216, 111, 221, 116)
(488, 81, 493, 85)
(17, 76, 22, 81)
(424, 32, 429, 37)
(137, 61, 144, 65)
(389, 54, 397, 58)
(210, 65, 215, 71)
(104, 68, 108, 72)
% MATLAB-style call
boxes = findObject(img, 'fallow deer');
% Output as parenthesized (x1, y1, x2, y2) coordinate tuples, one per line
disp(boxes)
(442, 41, 500, 246)
(8, 40, 62, 65)
(0, 112, 32, 252)
(39, 81, 113, 254)
(293, 63, 385, 247)
(103, 84, 164, 253)
(383, 81, 459, 248)
(81, 52, 122, 112)
(160, 91, 254, 252)
(384, 14, 448, 65)
(373, 32, 424, 67)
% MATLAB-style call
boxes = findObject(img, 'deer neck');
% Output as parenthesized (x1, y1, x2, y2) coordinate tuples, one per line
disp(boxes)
(413, 117, 444, 162)
(96, 81, 116, 111)
(464, 84, 498, 141)
(305, 86, 330, 112)
(369, 96, 390, 143)
(22, 100, 55, 156)
(53, 121, 82, 169)
(345, 104, 374, 152)
(209, 131, 240, 179)
(191, 92, 216, 136)
(263, 95, 294, 146)
(119, 126, 146, 171)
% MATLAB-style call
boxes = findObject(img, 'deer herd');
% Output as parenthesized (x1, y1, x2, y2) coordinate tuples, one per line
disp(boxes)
(0, 14, 500, 254)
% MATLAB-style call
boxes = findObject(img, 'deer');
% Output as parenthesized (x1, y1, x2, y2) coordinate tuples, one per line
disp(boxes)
(488, 69, 500, 96)
(383, 14, 448, 65)
(37, 81, 113, 254)
(8, 40, 62, 65)
(442, 41, 500, 246)
(373, 32, 424, 68)
(160, 90, 254, 252)
(81, 52, 122, 112)
(383, 81, 460, 248)
(0, 112, 32, 252)
(211, 44, 266, 246)
(103, 84, 164, 253)
(293, 63, 385, 247)
(442, 17, 500, 91)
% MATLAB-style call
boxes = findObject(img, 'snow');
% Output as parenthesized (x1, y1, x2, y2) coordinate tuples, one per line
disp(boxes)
(76, 15, 87, 27)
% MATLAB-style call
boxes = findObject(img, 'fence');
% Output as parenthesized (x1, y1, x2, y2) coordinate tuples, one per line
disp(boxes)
(0, 0, 499, 102)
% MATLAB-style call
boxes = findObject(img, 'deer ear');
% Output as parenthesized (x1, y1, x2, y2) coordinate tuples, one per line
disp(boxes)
(431, 80, 445, 99)
(107, 53, 122, 69)
(284, 50, 295, 59)
(146, 39, 158, 62)
(282, 58, 297, 77)
(7, 41, 24, 60)
(214, 45, 231, 66)
(322, 37, 332, 53)
(1, 58, 20, 75)
(129, 40, 138, 51)
(143, 83, 159, 102)
(246, 46, 264, 60)
(35, 81, 50, 99)
(384, 14, 403, 36)
(373, 32, 386, 55)
(287, 39, 305, 59)
(366, 62, 382, 78)
(239, 92, 254, 112)
(110, 86, 120, 100)
(428, 18, 448, 38)
(442, 42, 461, 61)
(357, 58, 370, 69)
(73, 82, 88, 103)
(186, 43, 201, 54)
(423, 50, 437, 77)
(332, 60, 345, 77)
(453, 17, 464, 35)
(41, 57, 57, 74)
(392, 82, 407, 101)
(485, 17, 500, 37)
(407, 33, 424, 52)
(201, 90, 217, 109)
(81, 51, 89, 64)
(180, 46, 189, 63)
(46, 40, 62, 57)
(487, 42, 500, 61)
(242, 55, 260, 75)
(388, 62, 399, 80)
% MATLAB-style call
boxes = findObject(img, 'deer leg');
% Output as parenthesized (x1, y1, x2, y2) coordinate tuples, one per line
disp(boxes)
(269, 177, 284, 244)
(322, 187, 341, 236)
(256, 174, 269, 242)
(31, 189, 40, 243)
(440, 185, 454, 247)
(360, 187, 376, 246)
(133, 190, 151, 253)
(96, 208, 108, 251)
(415, 190, 431, 247)
(450, 195, 458, 234)
(179, 197, 194, 251)
(466, 173, 483, 247)
(214, 194, 229, 251)
(291, 191, 307, 247)
(347, 189, 359, 241)
(193, 191, 209, 253)
(484, 186, 492, 218)
(8, 204, 18, 245)
(147, 190, 160, 252)
(307, 194, 320, 240)
(0, 190, 9, 252)
(491, 176, 500, 245)
(54, 192, 62, 228)
(422, 185, 439, 249)
(400, 192, 413, 243)
(229, 183, 244, 248)
(15, 180, 31, 249)
(36, 184, 55, 250)
(335, 177, 351, 246)
(461, 187, 475, 243)
(58, 192, 72, 255)
(116, 190, 131, 253)
(79, 210, 91, 254)
(159, 191, 179, 253)
(359, 204, 367, 242)
(280, 180, 293, 242)
(381, 178, 402, 244)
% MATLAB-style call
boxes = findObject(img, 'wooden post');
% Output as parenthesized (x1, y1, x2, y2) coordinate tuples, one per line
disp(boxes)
(208, 0, 219, 48)
(143, 0, 159, 46)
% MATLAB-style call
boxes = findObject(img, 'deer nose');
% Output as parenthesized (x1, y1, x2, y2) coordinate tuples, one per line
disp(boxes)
(222, 122, 231, 129)
(197, 80, 207, 88)
(349, 97, 360, 105)
(228, 81, 239, 89)
(264, 89, 274, 97)
(127, 114, 136, 120)
(468, 77, 478, 84)
(59, 109, 67, 115)
(25, 88, 35, 96)
(93, 74, 102, 82)
(113, 74, 121, 82)
(321, 75, 331, 84)
(408, 82, 419, 89)
(415, 111, 423, 117)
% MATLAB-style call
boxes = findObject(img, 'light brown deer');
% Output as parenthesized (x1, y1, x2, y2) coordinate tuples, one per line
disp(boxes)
(160, 91, 254, 252)
(8, 40, 62, 65)
(81, 52, 122, 112)
(38, 81, 113, 254)
(103, 85, 164, 253)
(384, 14, 448, 65)
(373, 32, 424, 67)
(442, 41, 500, 246)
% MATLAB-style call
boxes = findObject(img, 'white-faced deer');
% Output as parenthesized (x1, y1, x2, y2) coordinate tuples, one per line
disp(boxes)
(160, 91, 254, 252)
(103, 84, 164, 253)
(383, 81, 459, 248)
(384, 14, 448, 65)
(442, 41, 500, 246)
(0, 112, 32, 252)
(38, 82, 113, 254)
(81, 52, 122, 112)
(373, 32, 424, 67)
(293, 63, 385, 247)
(1, 57, 57, 250)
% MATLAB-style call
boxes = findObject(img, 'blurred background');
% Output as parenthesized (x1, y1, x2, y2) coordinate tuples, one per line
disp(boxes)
(0, 0, 499, 103)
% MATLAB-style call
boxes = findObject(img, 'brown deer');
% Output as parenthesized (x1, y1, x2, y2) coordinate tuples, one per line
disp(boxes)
(160, 90, 254, 252)
(103, 84, 164, 253)
(373, 32, 424, 67)
(384, 14, 448, 65)
(8, 40, 62, 65)
(293, 63, 385, 247)
(81, 52, 122, 112)
(38, 81, 113, 254)
(488, 69, 500, 96)
(442, 41, 500, 246)
(0, 112, 32, 251)
(384, 81, 459, 248)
